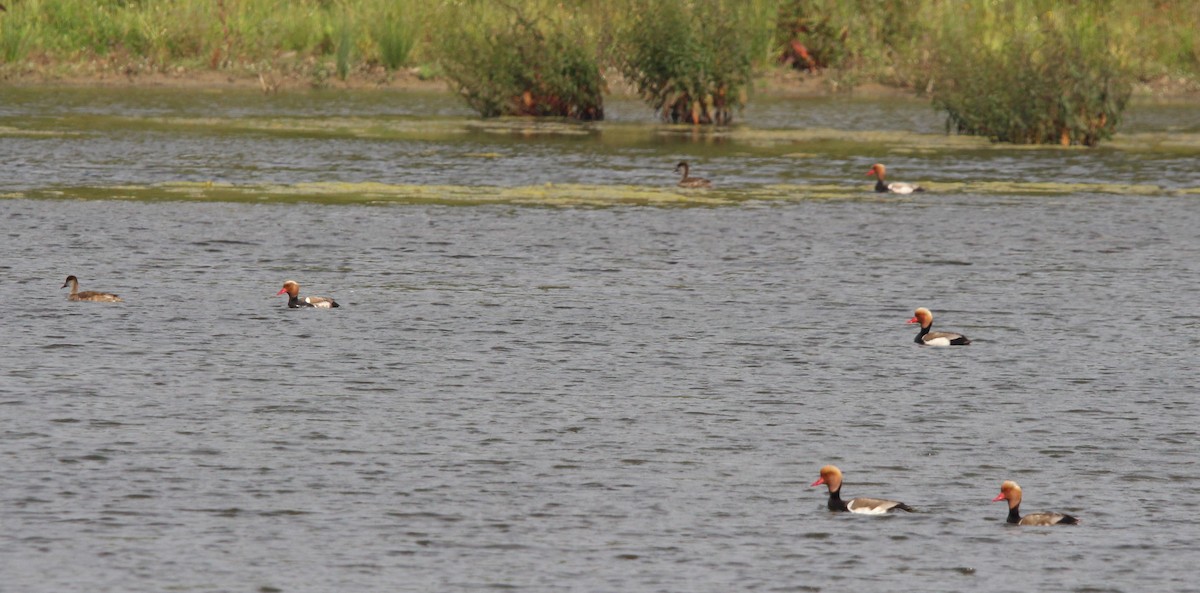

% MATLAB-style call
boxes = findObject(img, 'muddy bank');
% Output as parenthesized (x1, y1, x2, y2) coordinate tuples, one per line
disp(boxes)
(4, 57, 1197, 103)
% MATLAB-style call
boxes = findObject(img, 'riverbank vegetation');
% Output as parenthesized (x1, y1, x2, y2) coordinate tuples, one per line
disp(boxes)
(617, 0, 775, 124)
(432, 2, 604, 119)
(2, 0, 1197, 142)
(927, 1, 1133, 146)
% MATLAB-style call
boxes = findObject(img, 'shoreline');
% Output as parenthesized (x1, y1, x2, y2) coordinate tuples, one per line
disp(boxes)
(4, 64, 1199, 103)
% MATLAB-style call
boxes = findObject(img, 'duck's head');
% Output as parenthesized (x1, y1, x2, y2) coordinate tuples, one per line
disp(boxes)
(907, 307, 933, 328)
(867, 163, 886, 178)
(277, 280, 300, 298)
(992, 480, 1023, 508)
(61, 275, 78, 288)
(811, 465, 844, 492)
(674, 161, 689, 174)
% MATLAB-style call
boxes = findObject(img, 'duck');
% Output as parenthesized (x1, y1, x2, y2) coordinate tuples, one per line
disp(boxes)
(811, 465, 914, 514)
(993, 480, 1079, 525)
(674, 161, 712, 188)
(277, 280, 340, 308)
(867, 163, 924, 194)
(61, 275, 122, 302)
(908, 307, 970, 346)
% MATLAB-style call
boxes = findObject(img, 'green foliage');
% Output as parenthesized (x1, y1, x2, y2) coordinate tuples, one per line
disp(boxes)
(334, 12, 353, 80)
(774, 0, 933, 89)
(371, 4, 419, 71)
(1, 6, 32, 62)
(0, 0, 1197, 135)
(1108, 0, 1200, 83)
(433, 2, 604, 120)
(928, 1, 1132, 146)
(618, 0, 765, 125)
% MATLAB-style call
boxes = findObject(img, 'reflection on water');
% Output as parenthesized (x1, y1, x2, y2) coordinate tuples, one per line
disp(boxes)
(3, 87, 1200, 196)
(1, 88, 1199, 593)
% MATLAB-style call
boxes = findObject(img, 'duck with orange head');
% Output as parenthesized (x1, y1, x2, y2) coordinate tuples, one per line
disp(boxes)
(908, 307, 970, 346)
(277, 280, 340, 308)
(993, 480, 1079, 526)
(867, 163, 924, 194)
(812, 465, 914, 514)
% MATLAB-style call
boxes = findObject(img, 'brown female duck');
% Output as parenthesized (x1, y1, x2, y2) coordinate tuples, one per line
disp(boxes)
(674, 161, 712, 188)
(61, 275, 122, 302)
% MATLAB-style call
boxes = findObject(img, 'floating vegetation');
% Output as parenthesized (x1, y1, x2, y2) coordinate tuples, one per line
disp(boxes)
(10, 179, 1190, 209)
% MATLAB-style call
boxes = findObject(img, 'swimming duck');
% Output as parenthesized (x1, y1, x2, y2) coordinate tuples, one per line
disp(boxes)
(61, 275, 122, 302)
(993, 480, 1080, 525)
(908, 307, 970, 346)
(867, 163, 924, 194)
(811, 465, 914, 514)
(674, 161, 712, 188)
(277, 280, 340, 308)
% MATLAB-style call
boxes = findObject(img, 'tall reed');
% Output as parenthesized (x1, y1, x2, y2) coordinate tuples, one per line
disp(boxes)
(334, 10, 354, 80)
(372, 4, 419, 71)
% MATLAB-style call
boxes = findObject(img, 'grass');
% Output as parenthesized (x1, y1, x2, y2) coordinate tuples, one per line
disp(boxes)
(1, 0, 1196, 80)
(1, 0, 1198, 137)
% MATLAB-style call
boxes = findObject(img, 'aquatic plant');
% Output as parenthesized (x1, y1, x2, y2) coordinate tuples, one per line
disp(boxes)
(926, 1, 1132, 146)
(617, 0, 767, 125)
(433, 1, 604, 120)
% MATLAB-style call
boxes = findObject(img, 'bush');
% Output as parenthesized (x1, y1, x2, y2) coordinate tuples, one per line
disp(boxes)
(927, 1, 1132, 146)
(433, 2, 604, 120)
(618, 0, 764, 125)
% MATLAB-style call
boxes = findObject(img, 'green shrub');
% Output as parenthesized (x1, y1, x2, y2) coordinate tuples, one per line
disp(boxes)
(434, 2, 604, 120)
(618, 0, 764, 125)
(928, 1, 1132, 146)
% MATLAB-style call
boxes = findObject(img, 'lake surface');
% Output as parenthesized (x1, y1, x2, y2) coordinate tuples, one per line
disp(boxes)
(1, 88, 1199, 593)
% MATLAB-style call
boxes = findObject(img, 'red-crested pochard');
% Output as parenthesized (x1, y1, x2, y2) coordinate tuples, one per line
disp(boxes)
(277, 280, 340, 308)
(811, 465, 914, 514)
(61, 275, 122, 302)
(674, 161, 712, 188)
(993, 480, 1079, 526)
(867, 163, 924, 194)
(908, 307, 970, 346)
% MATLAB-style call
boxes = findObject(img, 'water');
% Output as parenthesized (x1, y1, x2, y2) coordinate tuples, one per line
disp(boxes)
(2, 88, 1200, 593)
